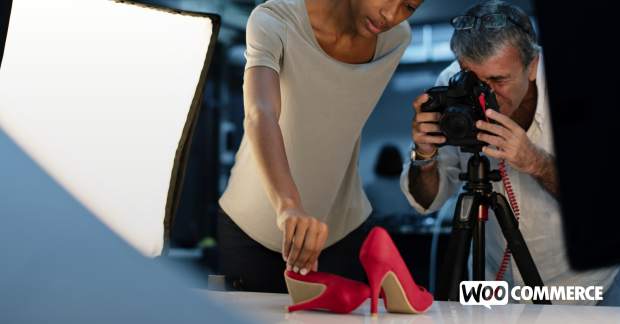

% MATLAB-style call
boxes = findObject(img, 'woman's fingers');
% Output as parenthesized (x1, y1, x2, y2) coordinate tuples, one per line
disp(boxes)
(304, 223, 327, 273)
(294, 220, 317, 273)
(282, 216, 298, 262)
(311, 260, 318, 272)
(280, 212, 328, 275)
(286, 218, 309, 272)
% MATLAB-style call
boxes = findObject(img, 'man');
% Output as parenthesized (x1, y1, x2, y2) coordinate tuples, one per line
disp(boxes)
(401, 0, 619, 305)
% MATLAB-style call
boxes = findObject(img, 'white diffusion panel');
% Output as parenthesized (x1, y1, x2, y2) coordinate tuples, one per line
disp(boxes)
(0, 0, 214, 256)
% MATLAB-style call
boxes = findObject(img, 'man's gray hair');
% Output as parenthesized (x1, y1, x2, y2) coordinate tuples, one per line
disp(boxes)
(450, 0, 540, 67)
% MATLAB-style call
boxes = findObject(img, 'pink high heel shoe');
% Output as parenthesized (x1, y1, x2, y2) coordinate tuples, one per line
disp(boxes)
(284, 270, 370, 313)
(359, 226, 434, 315)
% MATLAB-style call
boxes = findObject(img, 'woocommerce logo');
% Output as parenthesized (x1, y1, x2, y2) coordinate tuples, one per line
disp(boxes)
(459, 281, 604, 308)
(460, 281, 509, 309)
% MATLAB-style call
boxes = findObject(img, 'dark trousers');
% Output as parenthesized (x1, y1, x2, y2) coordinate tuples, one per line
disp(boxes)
(216, 208, 372, 293)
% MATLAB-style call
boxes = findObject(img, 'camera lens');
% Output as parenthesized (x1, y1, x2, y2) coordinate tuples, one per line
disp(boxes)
(440, 106, 474, 139)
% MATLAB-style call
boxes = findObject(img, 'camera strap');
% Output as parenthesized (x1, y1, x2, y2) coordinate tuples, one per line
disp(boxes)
(477, 92, 522, 281)
(478, 93, 491, 122)
(496, 160, 522, 281)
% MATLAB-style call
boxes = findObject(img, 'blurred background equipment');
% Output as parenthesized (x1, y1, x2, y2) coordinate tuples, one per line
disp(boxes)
(364, 143, 412, 217)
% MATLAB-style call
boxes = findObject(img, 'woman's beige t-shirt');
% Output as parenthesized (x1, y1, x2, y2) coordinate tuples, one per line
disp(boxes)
(219, 0, 411, 252)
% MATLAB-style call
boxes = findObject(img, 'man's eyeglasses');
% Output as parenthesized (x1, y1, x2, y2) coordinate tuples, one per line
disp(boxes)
(451, 14, 531, 36)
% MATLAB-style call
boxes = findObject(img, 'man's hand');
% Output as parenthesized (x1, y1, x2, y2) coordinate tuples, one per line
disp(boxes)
(476, 109, 559, 197)
(279, 208, 328, 275)
(408, 93, 444, 208)
(412, 93, 446, 153)
(476, 109, 540, 173)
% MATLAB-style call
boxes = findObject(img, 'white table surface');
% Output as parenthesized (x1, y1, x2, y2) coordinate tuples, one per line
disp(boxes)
(199, 290, 620, 324)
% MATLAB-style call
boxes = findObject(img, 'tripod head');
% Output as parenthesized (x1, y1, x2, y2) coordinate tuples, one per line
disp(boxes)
(459, 152, 502, 194)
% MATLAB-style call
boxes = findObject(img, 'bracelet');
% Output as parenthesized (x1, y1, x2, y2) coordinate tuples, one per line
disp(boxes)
(414, 147, 438, 160)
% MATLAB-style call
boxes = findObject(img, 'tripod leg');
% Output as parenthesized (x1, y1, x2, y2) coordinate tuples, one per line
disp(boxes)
(490, 192, 551, 304)
(473, 204, 488, 281)
(436, 192, 479, 301)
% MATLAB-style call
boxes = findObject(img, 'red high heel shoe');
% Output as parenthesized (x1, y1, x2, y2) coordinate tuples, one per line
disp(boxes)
(284, 270, 370, 313)
(359, 226, 433, 315)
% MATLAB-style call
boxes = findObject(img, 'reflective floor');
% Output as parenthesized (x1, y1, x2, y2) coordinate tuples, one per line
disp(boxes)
(201, 290, 620, 324)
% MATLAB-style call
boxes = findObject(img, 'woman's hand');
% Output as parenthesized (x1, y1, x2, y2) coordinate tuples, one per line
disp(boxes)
(279, 207, 328, 275)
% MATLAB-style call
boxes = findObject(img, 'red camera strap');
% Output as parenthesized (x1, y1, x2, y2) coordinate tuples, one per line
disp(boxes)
(478, 93, 490, 122)
(495, 160, 521, 281)
(478, 92, 521, 281)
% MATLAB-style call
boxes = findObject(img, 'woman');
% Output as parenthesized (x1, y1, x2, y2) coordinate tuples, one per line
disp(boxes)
(218, 0, 422, 293)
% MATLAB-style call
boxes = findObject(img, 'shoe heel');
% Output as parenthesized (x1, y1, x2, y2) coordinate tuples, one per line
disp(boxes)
(361, 258, 389, 316)
(370, 285, 379, 315)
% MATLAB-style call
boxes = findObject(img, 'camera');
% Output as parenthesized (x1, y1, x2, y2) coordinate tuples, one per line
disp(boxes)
(421, 70, 499, 150)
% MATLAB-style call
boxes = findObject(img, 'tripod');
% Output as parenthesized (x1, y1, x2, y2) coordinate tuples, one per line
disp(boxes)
(435, 151, 551, 304)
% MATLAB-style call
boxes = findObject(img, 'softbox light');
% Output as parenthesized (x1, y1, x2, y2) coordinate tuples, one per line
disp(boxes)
(0, 127, 246, 323)
(0, 0, 220, 256)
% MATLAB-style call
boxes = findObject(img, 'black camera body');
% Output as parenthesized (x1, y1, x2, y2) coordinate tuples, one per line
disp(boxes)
(421, 70, 499, 151)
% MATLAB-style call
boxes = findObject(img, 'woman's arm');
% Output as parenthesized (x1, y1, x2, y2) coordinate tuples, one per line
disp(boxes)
(243, 66, 328, 275)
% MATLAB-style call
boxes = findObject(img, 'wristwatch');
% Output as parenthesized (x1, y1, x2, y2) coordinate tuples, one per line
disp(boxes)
(410, 146, 438, 167)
